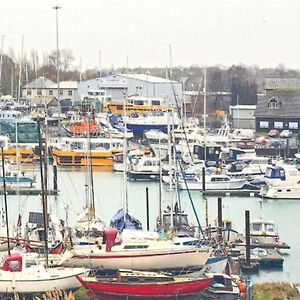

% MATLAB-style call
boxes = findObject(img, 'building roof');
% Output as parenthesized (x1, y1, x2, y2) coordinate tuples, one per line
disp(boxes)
(264, 78, 300, 90)
(50, 81, 78, 89)
(255, 90, 300, 118)
(118, 73, 178, 84)
(24, 76, 55, 89)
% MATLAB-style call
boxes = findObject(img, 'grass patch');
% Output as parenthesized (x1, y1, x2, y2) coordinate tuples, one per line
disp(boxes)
(253, 282, 300, 300)
(74, 287, 88, 300)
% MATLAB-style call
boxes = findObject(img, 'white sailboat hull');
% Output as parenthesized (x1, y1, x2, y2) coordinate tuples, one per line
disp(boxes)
(61, 246, 211, 270)
(0, 267, 84, 294)
(178, 179, 247, 190)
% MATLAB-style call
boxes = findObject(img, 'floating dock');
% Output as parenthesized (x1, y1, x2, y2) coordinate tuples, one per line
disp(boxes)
(202, 189, 260, 197)
(0, 188, 59, 195)
(231, 246, 284, 269)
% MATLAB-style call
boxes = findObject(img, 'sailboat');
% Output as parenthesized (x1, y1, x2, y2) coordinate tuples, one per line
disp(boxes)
(0, 122, 84, 296)
(110, 102, 142, 232)
(75, 114, 106, 239)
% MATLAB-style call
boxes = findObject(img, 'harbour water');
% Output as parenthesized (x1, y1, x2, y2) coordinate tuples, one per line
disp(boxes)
(5, 165, 300, 283)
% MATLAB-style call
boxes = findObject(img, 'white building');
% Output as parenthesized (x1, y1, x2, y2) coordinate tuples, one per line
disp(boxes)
(22, 77, 78, 103)
(230, 105, 256, 129)
(77, 73, 183, 105)
(48, 81, 78, 103)
(22, 76, 55, 98)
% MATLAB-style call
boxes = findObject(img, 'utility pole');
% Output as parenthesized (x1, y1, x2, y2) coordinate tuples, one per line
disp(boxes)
(53, 5, 61, 134)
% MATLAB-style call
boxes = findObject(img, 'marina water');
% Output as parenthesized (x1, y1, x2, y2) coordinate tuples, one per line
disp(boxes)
(6, 165, 300, 283)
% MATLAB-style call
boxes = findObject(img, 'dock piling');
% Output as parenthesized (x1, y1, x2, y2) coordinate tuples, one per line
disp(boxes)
(245, 210, 250, 266)
(53, 163, 58, 190)
(202, 167, 206, 194)
(217, 197, 222, 242)
(146, 187, 149, 231)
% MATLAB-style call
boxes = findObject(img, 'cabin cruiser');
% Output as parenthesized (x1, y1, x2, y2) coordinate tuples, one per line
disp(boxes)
(227, 157, 273, 180)
(127, 156, 164, 180)
(50, 137, 123, 166)
(250, 219, 290, 249)
(259, 164, 300, 199)
(177, 174, 248, 191)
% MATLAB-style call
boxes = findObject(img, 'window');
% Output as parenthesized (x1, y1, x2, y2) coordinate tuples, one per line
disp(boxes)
(59, 90, 63, 96)
(252, 223, 262, 231)
(152, 100, 160, 105)
(68, 90, 73, 96)
(274, 121, 283, 129)
(37, 89, 42, 96)
(289, 122, 298, 129)
(259, 121, 269, 129)
(49, 90, 53, 96)
(268, 98, 279, 109)
(27, 90, 32, 96)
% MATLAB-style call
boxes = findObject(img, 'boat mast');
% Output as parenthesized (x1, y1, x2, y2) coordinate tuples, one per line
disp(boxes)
(203, 68, 207, 162)
(123, 93, 128, 216)
(15, 118, 21, 237)
(167, 112, 174, 231)
(1, 141, 11, 255)
(37, 120, 49, 267)
(87, 115, 96, 228)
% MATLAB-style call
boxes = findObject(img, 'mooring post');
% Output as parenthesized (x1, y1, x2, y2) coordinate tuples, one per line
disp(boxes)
(53, 162, 58, 190)
(146, 187, 149, 231)
(217, 197, 222, 242)
(202, 166, 206, 194)
(245, 210, 251, 266)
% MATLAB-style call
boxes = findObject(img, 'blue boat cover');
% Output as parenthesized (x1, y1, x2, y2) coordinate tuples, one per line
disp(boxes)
(110, 208, 142, 231)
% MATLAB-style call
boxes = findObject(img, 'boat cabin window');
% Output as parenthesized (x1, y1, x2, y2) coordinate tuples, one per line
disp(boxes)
(251, 223, 262, 231)
(151, 100, 161, 105)
(211, 177, 229, 182)
(143, 160, 158, 166)
(91, 142, 110, 150)
(144, 277, 156, 282)
(70, 142, 83, 150)
(265, 224, 274, 232)
(134, 100, 144, 106)
(127, 277, 140, 282)
(123, 245, 149, 249)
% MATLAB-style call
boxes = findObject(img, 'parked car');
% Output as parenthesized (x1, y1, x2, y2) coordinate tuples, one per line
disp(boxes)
(268, 129, 279, 137)
(280, 130, 292, 138)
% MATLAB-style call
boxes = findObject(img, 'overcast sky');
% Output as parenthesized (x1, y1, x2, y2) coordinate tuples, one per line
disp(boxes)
(1, 0, 300, 70)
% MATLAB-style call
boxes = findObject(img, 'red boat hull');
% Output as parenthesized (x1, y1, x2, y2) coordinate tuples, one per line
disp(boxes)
(77, 275, 212, 299)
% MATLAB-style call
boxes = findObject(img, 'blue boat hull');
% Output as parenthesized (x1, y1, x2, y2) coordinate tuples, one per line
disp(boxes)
(0, 177, 33, 183)
(127, 171, 160, 181)
(126, 124, 177, 135)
